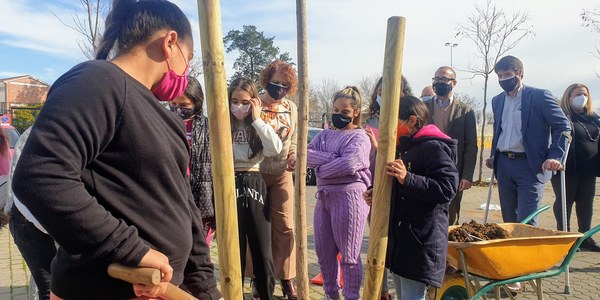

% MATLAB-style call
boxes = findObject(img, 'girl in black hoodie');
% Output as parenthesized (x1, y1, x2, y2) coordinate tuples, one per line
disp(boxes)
(367, 96, 458, 300)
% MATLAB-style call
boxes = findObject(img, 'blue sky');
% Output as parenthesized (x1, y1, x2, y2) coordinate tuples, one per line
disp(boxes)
(1, 0, 599, 107)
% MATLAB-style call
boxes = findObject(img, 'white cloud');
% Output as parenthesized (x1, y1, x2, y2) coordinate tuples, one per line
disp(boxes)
(0, 71, 23, 78)
(0, 1, 83, 59)
(2, 0, 599, 107)
(275, 0, 600, 105)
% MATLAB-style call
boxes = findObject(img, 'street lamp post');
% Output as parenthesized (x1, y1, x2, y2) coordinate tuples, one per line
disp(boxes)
(444, 42, 458, 68)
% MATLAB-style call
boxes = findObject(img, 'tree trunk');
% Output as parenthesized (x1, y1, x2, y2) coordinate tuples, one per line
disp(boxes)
(478, 74, 489, 183)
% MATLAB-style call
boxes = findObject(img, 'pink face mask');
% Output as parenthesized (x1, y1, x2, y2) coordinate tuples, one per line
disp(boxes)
(152, 44, 189, 101)
(231, 103, 251, 120)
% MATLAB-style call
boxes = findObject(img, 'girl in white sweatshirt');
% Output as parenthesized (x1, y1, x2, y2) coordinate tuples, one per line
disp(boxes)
(229, 77, 282, 299)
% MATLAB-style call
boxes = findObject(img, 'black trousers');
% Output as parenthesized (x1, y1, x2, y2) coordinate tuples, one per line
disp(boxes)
(9, 207, 57, 300)
(551, 172, 596, 233)
(448, 190, 464, 225)
(236, 171, 275, 300)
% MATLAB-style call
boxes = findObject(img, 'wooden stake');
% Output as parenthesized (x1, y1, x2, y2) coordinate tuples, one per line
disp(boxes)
(363, 16, 406, 300)
(196, 1, 242, 299)
(294, 0, 309, 298)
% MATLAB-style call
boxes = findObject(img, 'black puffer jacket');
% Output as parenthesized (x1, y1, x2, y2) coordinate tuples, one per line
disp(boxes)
(386, 125, 459, 288)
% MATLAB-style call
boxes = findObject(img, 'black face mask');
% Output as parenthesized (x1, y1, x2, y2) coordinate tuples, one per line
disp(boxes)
(331, 114, 353, 129)
(266, 82, 288, 100)
(170, 105, 195, 120)
(499, 76, 520, 93)
(432, 82, 453, 96)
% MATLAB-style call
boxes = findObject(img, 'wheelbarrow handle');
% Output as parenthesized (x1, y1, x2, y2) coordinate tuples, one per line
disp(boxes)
(108, 263, 199, 300)
(520, 205, 550, 225)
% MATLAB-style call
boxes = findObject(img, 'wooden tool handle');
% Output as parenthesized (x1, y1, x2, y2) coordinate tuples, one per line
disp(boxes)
(163, 284, 199, 300)
(107, 263, 199, 300)
(108, 263, 162, 285)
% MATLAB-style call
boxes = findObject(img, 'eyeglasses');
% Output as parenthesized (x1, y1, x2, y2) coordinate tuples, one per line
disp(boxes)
(432, 77, 456, 83)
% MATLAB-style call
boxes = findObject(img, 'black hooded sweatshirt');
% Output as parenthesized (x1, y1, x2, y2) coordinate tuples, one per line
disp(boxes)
(386, 124, 459, 288)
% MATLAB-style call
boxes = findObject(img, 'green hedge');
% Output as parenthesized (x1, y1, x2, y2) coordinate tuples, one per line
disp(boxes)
(11, 104, 43, 133)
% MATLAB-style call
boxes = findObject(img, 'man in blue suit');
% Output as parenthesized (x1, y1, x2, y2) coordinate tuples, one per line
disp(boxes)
(486, 55, 570, 226)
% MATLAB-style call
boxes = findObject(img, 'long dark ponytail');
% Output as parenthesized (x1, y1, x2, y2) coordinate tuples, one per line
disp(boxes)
(95, 0, 192, 60)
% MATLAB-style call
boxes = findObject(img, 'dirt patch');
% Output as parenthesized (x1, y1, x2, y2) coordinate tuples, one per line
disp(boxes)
(449, 220, 511, 242)
(472, 180, 496, 187)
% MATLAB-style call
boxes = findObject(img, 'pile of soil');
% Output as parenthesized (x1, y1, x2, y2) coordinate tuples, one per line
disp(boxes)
(449, 220, 511, 242)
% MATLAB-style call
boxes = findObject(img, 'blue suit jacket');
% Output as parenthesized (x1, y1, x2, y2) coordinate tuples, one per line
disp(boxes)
(490, 85, 571, 183)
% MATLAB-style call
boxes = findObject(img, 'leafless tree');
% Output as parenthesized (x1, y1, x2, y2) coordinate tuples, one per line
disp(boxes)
(52, 0, 110, 60)
(582, 7, 600, 77)
(485, 112, 495, 125)
(582, 7, 600, 32)
(454, 92, 481, 115)
(312, 77, 341, 113)
(188, 55, 203, 79)
(356, 73, 381, 110)
(456, 0, 534, 182)
(304, 78, 341, 127)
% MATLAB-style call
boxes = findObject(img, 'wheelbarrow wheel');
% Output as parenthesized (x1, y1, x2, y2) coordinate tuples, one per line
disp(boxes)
(426, 274, 472, 300)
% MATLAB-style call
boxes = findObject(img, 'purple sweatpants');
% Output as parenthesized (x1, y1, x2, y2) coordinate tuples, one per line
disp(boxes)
(314, 182, 369, 300)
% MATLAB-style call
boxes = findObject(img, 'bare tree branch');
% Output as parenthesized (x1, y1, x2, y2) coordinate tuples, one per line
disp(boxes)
(582, 7, 600, 78)
(52, 0, 110, 60)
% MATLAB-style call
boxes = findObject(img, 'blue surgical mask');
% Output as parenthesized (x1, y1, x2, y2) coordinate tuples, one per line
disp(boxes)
(375, 95, 382, 106)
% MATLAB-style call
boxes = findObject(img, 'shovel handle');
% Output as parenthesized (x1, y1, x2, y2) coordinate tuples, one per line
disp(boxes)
(108, 263, 199, 300)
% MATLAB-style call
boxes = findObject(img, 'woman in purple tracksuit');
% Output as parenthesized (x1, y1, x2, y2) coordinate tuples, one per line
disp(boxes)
(307, 86, 371, 300)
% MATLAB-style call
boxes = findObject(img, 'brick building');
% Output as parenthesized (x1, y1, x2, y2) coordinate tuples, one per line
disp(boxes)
(0, 75, 49, 113)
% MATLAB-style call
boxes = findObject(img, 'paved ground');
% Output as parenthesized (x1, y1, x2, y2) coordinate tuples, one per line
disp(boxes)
(2, 158, 600, 299)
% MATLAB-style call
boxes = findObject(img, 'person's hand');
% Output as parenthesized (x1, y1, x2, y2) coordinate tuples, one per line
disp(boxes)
(286, 153, 297, 171)
(365, 128, 378, 150)
(459, 179, 472, 191)
(485, 157, 494, 169)
(133, 248, 172, 298)
(386, 159, 408, 184)
(133, 281, 168, 299)
(249, 98, 262, 121)
(543, 158, 562, 171)
(363, 188, 373, 206)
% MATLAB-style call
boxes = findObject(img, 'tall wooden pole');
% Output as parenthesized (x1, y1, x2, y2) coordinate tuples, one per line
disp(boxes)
(294, 0, 310, 298)
(363, 16, 406, 300)
(196, 1, 242, 299)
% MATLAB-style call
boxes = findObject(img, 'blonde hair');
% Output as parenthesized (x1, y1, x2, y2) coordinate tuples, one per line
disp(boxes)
(559, 83, 593, 118)
(333, 86, 362, 127)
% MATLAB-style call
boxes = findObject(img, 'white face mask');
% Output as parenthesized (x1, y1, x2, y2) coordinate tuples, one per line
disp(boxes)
(571, 95, 588, 109)
(422, 95, 433, 102)
(376, 95, 382, 107)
